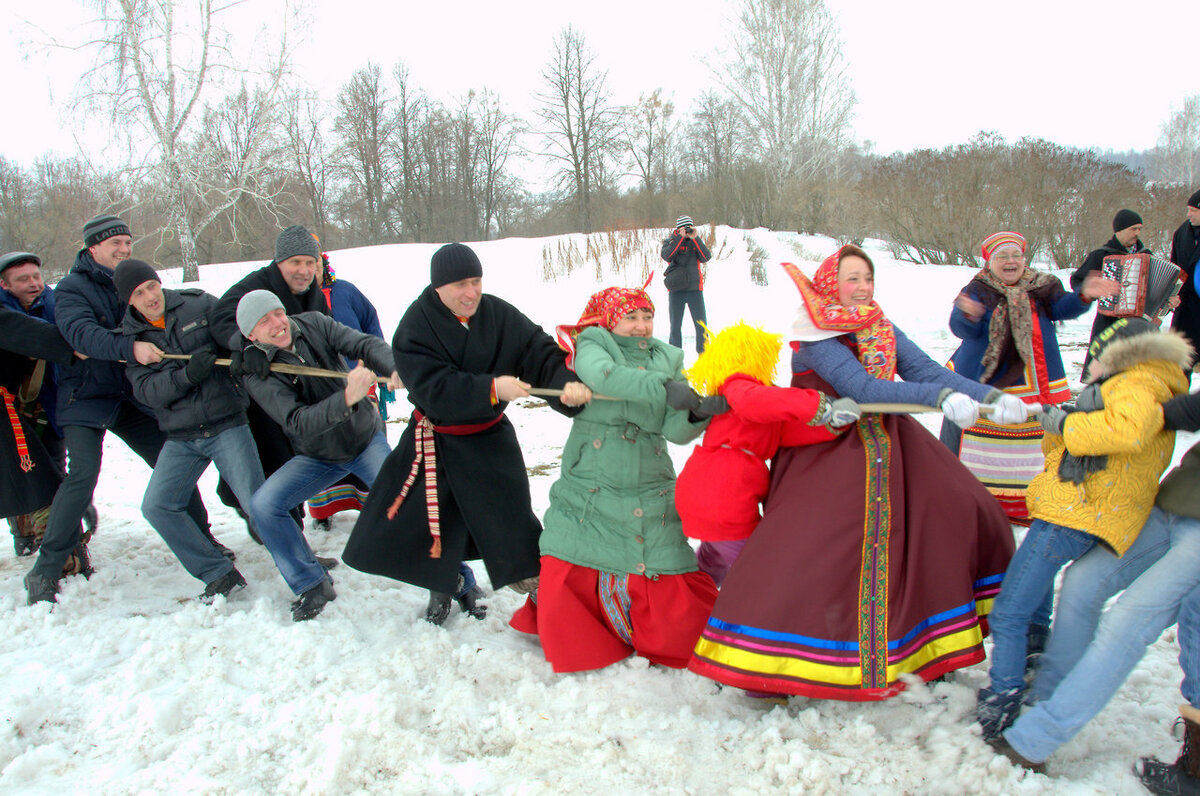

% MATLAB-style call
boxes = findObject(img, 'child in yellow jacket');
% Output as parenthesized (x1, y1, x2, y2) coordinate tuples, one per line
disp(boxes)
(977, 316, 1193, 741)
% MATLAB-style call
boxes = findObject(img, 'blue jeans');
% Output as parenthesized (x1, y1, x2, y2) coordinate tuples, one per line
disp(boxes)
(667, 290, 707, 352)
(1031, 514, 1172, 700)
(1005, 508, 1200, 763)
(249, 433, 390, 595)
(987, 519, 1098, 692)
(142, 425, 263, 585)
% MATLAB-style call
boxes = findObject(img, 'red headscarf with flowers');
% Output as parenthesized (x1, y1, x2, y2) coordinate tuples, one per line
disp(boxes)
(555, 287, 655, 369)
(781, 247, 897, 379)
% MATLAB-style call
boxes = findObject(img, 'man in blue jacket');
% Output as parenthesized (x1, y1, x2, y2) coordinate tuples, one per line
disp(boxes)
(23, 216, 216, 605)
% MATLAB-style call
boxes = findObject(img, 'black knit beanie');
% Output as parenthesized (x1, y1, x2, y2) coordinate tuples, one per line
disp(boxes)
(1087, 316, 1156, 364)
(1112, 209, 1143, 232)
(113, 259, 160, 304)
(83, 215, 131, 248)
(1189, 190, 1200, 209)
(274, 225, 320, 264)
(430, 243, 483, 288)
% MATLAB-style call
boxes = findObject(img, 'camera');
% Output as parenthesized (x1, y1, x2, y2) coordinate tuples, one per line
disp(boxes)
(684, 226, 695, 234)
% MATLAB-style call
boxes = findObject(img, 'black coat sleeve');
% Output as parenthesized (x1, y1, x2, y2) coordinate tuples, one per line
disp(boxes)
(0, 309, 76, 365)
(1163, 391, 1200, 432)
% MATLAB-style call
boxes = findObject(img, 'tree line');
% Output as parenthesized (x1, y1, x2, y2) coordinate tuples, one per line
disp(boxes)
(2, 0, 1198, 281)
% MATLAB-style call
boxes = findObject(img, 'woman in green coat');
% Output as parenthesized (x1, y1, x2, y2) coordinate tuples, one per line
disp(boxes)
(510, 287, 720, 672)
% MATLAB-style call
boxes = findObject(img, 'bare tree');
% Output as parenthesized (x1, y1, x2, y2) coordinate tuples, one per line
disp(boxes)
(333, 62, 397, 245)
(535, 26, 620, 233)
(721, 0, 855, 209)
(283, 93, 332, 244)
(77, 0, 293, 280)
(625, 89, 675, 195)
(1155, 95, 1200, 188)
(474, 90, 523, 239)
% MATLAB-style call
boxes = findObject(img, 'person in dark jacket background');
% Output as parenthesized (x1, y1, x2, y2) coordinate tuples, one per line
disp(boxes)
(1169, 190, 1200, 367)
(233, 290, 401, 621)
(1070, 208, 1153, 375)
(23, 215, 211, 606)
(119, 259, 252, 603)
(660, 215, 712, 353)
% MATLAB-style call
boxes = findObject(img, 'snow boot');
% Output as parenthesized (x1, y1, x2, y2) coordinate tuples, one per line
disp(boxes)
(425, 590, 453, 626)
(1138, 706, 1200, 795)
(316, 555, 338, 571)
(24, 570, 58, 605)
(1026, 623, 1050, 677)
(456, 585, 488, 620)
(199, 567, 247, 604)
(291, 577, 336, 622)
(987, 734, 1046, 775)
(311, 517, 332, 532)
(977, 685, 1024, 739)
(199, 524, 235, 562)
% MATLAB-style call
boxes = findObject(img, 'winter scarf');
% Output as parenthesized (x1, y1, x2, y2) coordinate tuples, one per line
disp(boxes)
(975, 267, 1061, 383)
(782, 248, 897, 379)
(1056, 384, 1104, 484)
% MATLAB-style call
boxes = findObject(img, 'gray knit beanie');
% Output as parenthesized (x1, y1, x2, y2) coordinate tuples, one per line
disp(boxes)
(274, 225, 320, 264)
(236, 290, 285, 339)
(83, 215, 131, 248)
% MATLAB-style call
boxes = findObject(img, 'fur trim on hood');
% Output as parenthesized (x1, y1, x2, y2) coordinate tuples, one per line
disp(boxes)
(1095, 328, 1195, 378)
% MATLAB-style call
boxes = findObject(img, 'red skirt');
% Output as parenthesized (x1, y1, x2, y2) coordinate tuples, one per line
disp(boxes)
(510, 555, 718, 673)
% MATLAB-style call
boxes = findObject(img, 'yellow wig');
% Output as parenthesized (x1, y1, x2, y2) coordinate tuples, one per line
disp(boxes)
(685, 322, 783, 397)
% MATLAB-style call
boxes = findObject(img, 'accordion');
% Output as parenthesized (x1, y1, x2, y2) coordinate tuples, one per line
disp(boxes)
(1096, 253, 1184, 319)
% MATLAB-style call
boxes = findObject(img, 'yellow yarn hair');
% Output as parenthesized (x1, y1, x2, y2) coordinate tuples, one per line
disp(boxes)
(684, 322, 782, 397)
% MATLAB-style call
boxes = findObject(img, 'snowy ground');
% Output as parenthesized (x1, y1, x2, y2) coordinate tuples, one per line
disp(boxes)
(1, 229, 1193, 794)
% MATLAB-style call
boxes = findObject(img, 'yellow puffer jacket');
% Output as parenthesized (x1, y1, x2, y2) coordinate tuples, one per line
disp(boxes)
(1026, 330, 1193, 555)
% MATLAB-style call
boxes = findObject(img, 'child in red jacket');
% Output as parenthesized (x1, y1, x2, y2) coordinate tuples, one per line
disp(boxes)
(674, 322, 861, 585)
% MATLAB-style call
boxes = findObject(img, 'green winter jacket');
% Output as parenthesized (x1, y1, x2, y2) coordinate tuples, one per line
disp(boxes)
(539, 327, 707, 576)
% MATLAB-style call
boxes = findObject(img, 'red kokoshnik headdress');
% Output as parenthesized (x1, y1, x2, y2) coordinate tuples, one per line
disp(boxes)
(781, 247, 897, 380)
(555, 286, 655, 370)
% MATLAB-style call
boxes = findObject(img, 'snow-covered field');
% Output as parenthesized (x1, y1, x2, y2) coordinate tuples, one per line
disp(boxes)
(1, 228, 1193, 795)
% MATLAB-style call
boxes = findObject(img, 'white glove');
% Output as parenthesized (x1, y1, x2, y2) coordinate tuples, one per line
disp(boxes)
(988, 393, 1030, 425)
(941, 392, 981, 429)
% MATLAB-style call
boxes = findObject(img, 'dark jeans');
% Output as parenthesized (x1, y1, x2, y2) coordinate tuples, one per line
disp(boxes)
(668, 290, 707, 352)
(32, 402, 208, 580)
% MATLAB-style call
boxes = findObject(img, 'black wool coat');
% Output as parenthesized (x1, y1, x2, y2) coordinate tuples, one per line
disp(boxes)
(0, 308, 76, 517)
(1170, 220, 1200, 349)
(343, 287, 580, 592)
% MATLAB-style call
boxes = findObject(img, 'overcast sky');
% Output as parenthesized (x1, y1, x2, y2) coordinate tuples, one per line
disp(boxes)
(1, 0, 1192, 171)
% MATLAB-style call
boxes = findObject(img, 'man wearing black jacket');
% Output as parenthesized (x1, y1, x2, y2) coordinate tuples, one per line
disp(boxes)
(234, 290, 401, 620)
(660, 215, 712, 353)
(1070, 208, 1150, 375)
(118, 260, 252, 603)
(1170, 190, 1200, 359)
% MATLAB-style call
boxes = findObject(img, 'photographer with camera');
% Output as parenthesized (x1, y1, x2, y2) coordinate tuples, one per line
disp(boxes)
(660, 215, 713, 353)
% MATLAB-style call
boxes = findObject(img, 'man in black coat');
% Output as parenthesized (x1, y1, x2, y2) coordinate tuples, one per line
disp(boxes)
(1070, 208, 1150, 375)
(342, 243, 591, 626)
(24, 215, 214, 605)
(1170, 190, 1200, 359)
(660, 215, 713, 353)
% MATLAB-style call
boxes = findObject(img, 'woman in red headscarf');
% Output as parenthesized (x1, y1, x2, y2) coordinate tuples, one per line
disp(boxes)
(689, 245, 1019, 700)
(510, 287, 719, 672)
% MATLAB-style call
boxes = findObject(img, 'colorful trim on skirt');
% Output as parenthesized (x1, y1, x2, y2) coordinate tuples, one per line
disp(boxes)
(958, 418, 1044, 523)
(307, 483, 368, 520)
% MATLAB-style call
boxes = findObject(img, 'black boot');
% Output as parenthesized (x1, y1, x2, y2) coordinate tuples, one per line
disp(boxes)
(1138, 710, 1200, 795)
(1025, 623, 1050, 677)
(199, 567, 247, 604)
(291, 578, 336, 622)
(425, 591, 453, 626)
(456, 585, 488, 620)
(24, 570, 59, 605)
(311, 517, 332, 532)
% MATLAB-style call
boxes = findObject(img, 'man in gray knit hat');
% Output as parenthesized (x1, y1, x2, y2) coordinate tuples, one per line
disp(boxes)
(231, 289, 401, 620)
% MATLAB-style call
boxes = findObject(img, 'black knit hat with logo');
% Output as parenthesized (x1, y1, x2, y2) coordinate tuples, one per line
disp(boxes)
(83, 215, 132, 248)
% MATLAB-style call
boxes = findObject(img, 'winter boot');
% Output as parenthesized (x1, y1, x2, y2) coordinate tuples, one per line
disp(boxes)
(425, 590, 453, 626)
(24, 570, 59, 605)
(977, 686, 1024, 739)
(316, 555, 339, 571)
(62, 543, 94, 579)
(456, 586, 488, 620)
(199, 567, 247, 604)
(291, 578, 336, 622)
(987, 734, 1046, 775)
(83, 503, 98, 536)
(10, 513, 41, 557)
(311, 517, 332, 532)
(1138, 706, 1200, 795)
(199, 524, 236, 562)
